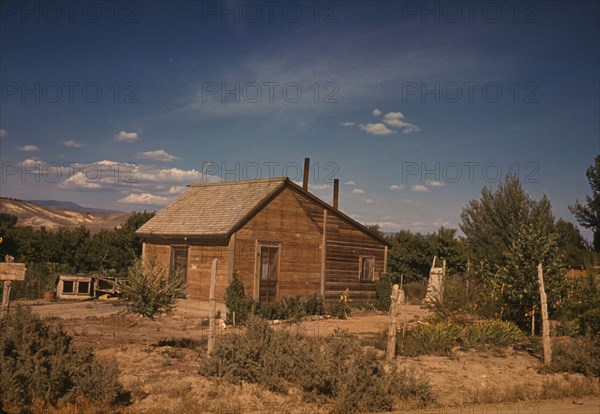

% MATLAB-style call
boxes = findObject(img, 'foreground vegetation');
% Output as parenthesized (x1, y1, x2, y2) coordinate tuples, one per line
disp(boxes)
(202, 316, 433, 414)
(0, 306, 123, 414)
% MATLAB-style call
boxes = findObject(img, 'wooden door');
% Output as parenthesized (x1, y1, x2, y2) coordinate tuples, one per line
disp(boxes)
(258, 244, 279, 302)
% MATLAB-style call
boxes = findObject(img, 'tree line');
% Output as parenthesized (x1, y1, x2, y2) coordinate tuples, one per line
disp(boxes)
(0, 212, 154, 298)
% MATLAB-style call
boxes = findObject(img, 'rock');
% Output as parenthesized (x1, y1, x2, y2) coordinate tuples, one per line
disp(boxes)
(573, 399, 584, 405)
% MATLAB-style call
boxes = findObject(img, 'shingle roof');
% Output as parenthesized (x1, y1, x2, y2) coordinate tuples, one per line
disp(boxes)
(136, 178, 286, 237)
(136, 176, 391, 246)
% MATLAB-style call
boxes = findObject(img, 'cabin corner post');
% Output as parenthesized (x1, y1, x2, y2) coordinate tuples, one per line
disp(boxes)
(253, 239, 260, 302)
(384, 245, 388, 277)
(320, 209, 328, 297)
(228, 233, 236, 283)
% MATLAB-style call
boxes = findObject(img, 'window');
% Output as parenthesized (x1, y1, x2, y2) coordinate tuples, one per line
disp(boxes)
(62, 280, 75, 294)
(258, 244, 279, 302)
(359, 256, 375, 281)
(170, 247, 189, 281)
(78, 281, 90, 294)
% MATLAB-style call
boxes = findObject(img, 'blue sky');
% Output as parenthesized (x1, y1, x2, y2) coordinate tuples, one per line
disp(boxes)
(0, 0, 598, 238)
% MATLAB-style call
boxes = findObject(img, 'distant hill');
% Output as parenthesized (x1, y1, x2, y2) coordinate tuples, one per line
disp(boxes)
(26, 199, 124, 214)
(0, 197, 130, 232)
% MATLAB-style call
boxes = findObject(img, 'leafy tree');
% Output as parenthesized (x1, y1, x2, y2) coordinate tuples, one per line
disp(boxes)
(386, 228, 467, 283)
(0, 213, 17, 233)
(366, 224, 385, 238)
(501, 220, 563, 326)
(555, 218, 589, 266)
(460, 174, 554, 263)
(460, 174, 563, 330)
(118, 255, 183, 345)
(386, 230, 432, 283)
(570, 155, 600, 251)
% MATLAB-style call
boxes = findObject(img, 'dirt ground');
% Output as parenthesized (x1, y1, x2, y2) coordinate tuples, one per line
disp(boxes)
(15, 298, 600, 413)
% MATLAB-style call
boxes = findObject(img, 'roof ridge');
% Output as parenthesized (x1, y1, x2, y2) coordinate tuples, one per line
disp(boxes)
(188, 177, 287, 187)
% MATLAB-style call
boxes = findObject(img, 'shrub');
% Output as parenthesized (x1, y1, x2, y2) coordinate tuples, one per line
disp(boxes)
(0, 306, 122, 413)
(579, 308, 600, 338)
(404, 282, 427, 303)
(397, 320, 525, 356)
(399, 321, 462, 356)
(224, 274, 252, 325)
(374, 273, 395, 311)
(329, 289, 351, 319)
(225, 277, 324, 324)
(202, 317, 434, 412)
(545, 337, 600, 376)
(462, 320, 526, 347)
(118, 255, 183, 321)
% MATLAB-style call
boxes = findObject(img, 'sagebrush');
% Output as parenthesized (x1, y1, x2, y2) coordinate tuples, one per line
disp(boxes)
(0, 306, 123, 413)
(202, 316, 434, 413)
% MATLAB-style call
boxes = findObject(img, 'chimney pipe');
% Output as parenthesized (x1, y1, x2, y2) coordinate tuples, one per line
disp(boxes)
(333, 179, 339, 209)
(303, 157, 310, 191)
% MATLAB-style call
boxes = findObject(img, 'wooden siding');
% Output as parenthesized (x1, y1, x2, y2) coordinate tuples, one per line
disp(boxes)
(234, 187, 324, 301)
(142, 183, 388, 304)
(143, 241, 230, 302)
(324, 214, 386, 303)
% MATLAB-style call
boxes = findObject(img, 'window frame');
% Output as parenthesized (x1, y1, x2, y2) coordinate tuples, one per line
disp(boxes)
(358, 256, 376, 282)
(169, 245, 190, 284)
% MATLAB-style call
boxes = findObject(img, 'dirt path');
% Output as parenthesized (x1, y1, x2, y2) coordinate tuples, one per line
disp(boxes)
(400, 397, 600, 413)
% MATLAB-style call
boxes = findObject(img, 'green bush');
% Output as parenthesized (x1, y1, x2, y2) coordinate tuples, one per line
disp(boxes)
(225, 276, 324, 324)
(397, 320, 525, 356)
(404, 282, 427, 303)
(545, 337, 600, 377)
(0, 306, 123, 413)
(579, 308, 600, 338)
(374, 273, 394, 311)
(202, 317, 434, 413)
(462, 320, 526, 347)
(400, 321, 462, 356)
(224, 274, 253, 325)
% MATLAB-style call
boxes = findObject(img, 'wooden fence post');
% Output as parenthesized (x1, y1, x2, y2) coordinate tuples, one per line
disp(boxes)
(538, 263, 552, 365)
(386, 284, 406, 361)
(207, 258, 218, 357)
(386, 285, 399, 361)
(1, 281, 13, 319)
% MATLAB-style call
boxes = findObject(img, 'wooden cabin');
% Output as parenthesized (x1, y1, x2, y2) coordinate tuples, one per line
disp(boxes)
(136, 176, 390, 304)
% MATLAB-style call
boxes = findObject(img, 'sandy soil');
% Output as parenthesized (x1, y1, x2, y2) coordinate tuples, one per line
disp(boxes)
(15, 298, 600, 413)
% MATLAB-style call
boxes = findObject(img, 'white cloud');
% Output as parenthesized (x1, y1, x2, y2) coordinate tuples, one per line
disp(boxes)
(383, 112, 420, 133)
(63, 140, 84, 148)
(344, 180, 356, 186)
(136, 149, 181, 162)
(411, 184, 430, 192)
(340, 122, 355, 128)
(17, 145, 39, 152)
(0, 129, 7, 137)
(168, 185, 186, 194)
(58, 172, 103, 189)
(118, 193, 169, 206)
(425, 180, 445, 187)
(389, 184, 404, 191)
(352, 188, 365, 194)
(372, 108, 382, 116)
(364, 198, 374, 204)
(358, 123, 395, 136)
(134, 167, 208, 183)
(113, 131, 139, 142)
